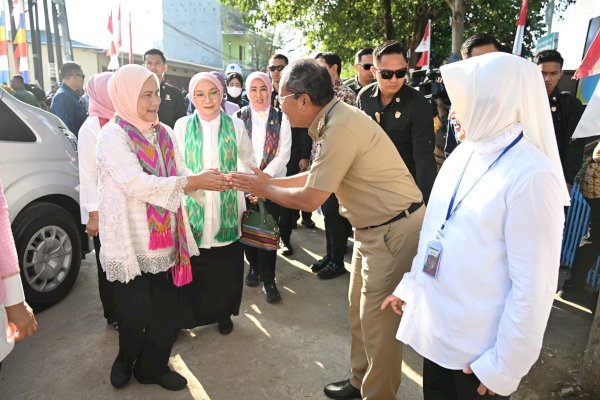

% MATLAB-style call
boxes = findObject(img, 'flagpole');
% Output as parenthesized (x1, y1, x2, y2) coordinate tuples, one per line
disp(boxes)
(427, 19, 431, 68)
(128, 11, 132, 64)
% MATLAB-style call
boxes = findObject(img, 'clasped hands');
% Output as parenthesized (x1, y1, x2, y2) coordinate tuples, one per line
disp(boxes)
(380, 295, 497, 397)
(187, 164, 270, 198)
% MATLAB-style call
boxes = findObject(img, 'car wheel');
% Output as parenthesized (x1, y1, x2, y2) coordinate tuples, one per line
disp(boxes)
(12, 202, 82, 307)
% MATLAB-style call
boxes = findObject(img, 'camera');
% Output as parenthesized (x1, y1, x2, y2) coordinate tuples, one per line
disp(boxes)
(418, 68, 448, 101)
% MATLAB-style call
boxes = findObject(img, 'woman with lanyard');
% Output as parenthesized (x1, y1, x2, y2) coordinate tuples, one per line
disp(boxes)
(78, 72, 116, 329)
(382, 52, 569, 399)
(238, 71, 291, 303)
(174, 72, 255, 335)
(97, 64, 229, 391)
(226, 72, 249, 109)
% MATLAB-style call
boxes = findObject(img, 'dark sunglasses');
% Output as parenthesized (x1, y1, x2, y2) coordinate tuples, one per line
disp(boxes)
(360, 63, 373, 70)
(268, 65, 286, 72)
(375, 67, 408, 80)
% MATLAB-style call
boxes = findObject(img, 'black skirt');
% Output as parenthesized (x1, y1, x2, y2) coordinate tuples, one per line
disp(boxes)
(179, 241, 245, 328)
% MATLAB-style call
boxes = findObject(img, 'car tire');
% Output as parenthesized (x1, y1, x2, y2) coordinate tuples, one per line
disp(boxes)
(12, 202, 81, 307)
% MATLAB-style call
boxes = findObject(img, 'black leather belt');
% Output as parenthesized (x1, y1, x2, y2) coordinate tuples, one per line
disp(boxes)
(357, 202, 423, 230)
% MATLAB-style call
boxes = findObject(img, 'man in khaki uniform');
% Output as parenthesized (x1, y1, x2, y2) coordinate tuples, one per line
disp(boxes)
(230, 59, 424, 400)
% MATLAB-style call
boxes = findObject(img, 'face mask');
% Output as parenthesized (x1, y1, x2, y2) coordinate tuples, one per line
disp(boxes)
(227, 86, 242, 98)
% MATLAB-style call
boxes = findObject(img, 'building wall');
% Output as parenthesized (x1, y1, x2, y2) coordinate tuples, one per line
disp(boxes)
(160, 0, 223, 68)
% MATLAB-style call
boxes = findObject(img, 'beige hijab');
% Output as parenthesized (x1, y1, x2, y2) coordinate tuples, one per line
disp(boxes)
(441, 52, 570, 205)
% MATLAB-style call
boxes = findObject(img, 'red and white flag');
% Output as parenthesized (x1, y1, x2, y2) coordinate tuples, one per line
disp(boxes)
(106, 5, 122, 70)
(512, 0, 528, 56)
(128, 11, 133, 64)
(574, 30, 600, 80)
(416, 19, 431, 69)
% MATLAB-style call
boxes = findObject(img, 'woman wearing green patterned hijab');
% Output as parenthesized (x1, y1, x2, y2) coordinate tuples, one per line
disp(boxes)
(174, 72, 255, 335)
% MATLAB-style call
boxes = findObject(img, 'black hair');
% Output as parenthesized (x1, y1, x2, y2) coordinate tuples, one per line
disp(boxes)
(460, 33, 504, 58)
(144, 48, 167, 64)
(534, 49, 564, 68)
(60, 62, 83, 80)
(270, 53, 289, 66)
(373, 41, 407, 63)
(315, 52, 342, 74)
(11, 74, 24, 84)
(226, 72, 244, 86)
(355, 47, 374, 64)
(281, 59, 334, 106)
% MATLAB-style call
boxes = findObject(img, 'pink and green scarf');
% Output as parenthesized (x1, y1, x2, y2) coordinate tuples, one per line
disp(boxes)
(239, 106, 281, 170)
(184, 111, 239, 243)
(117, 116, 192, 287)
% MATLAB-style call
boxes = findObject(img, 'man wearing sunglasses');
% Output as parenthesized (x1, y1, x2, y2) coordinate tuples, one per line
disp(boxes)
(345, 48, 375, 96)
(357, 40, 437, 203)
(267, 53, 314, 254)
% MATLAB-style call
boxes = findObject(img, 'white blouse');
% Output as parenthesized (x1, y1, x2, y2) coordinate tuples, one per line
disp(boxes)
(173, 113, 255, 249)
(96, 121, 201, 283)
(249, 107, 291, 178)
(78, 116, 101, 224)
(393, 126, 565, 396)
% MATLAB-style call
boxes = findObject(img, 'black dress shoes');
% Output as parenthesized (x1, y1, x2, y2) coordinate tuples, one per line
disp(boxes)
(110, 353, 134, 388)
(301, 218, 316, 229)
(133, 364, 188, 391)
(324, 379, 361, 399)
(245, 267, 259, 287)
(318, 262, 347, 279)
(280, 239, 294, 256)
(263, 280, 281, 303)
(311, 255, 331, 273)
(218, 317, 234, 335)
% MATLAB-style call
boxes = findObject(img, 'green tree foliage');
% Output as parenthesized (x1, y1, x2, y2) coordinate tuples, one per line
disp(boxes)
(220, 0, 572, 72)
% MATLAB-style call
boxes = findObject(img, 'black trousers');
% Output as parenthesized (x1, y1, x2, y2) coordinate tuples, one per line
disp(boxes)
(569, 197, 600, 289)
(423, 358, 510, 400)
(321, 194, 351, 266)
(113, 271, 179, 379)
(93, 236, 114, 321)
(244, 199, 280, 282)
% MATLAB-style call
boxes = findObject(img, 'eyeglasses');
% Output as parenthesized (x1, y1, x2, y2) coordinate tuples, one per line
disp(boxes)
(360, 63, 373, 70)
(276, 93, 297, 107)
(194, 90, 221, 102)
(268, 65, 286, 72)
(375, 67, 408, 80)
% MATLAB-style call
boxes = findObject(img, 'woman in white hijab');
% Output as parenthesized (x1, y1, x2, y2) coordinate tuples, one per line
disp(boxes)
(382, 52, 569, 399)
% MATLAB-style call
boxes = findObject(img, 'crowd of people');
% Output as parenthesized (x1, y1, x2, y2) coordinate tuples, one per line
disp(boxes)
(1, 31, 598, 400)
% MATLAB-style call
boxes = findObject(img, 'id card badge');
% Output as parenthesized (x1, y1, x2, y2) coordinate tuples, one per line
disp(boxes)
(422, 240, 443, 278)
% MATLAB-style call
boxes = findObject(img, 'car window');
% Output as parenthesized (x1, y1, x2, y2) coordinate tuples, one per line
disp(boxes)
(0, 102, 37, 142)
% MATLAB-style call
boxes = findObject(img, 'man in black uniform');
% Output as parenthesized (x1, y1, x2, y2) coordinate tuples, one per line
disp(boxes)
(345, 47, 375, 96)
(356, 41, 436, 202)
(143, 48, 187, 128)
(268, 54, 313, 255)
(534, 50, 585, 188)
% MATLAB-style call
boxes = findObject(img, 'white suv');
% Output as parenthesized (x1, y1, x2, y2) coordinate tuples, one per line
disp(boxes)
(0, 87, 89, 307)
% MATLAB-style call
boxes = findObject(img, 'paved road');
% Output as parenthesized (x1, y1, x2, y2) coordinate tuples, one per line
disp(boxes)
(0, 215, 594, 399)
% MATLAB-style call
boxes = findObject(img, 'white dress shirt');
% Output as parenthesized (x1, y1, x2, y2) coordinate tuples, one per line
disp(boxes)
(78, 116, 101, 224)
(249, 107, 291, 178)
(393, 126, 565, 396)
(173, 113, 255, 249)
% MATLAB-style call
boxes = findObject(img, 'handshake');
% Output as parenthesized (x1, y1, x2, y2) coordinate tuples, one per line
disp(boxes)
(185, 164, 270, 198)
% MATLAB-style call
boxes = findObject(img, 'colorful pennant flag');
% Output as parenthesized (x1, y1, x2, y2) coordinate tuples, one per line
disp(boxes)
(0, 1, 10, 84)
(574, 30, 600, 80)
(512, 0, 529, 56)
(12, 0, 29, 82)
(416, 19, 431, 69)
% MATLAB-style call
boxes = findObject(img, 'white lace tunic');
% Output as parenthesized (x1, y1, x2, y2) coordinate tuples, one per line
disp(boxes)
(96, 121, 201, 283)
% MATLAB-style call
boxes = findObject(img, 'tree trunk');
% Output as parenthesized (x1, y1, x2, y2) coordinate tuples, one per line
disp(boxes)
(446, 0, 466, 58)
(383, 0, 394, 40)
(582, 296, 600, 395)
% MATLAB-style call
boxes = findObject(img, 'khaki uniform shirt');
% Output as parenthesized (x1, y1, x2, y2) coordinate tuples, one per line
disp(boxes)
(306, 99, 422, 229)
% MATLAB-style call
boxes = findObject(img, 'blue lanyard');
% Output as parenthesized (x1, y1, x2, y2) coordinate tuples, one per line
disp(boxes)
(438, 132, 524, 238)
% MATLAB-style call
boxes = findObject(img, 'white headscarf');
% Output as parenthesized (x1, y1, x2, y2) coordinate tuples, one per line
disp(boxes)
(572, 80, 599, 139)
(441, 52, 570, 205)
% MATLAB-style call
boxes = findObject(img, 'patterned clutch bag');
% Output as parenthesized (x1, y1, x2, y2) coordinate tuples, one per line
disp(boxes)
(239, 198, 280, 251)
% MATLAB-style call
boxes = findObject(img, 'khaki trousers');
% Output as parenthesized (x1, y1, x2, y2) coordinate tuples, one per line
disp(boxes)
(349, 206, 424, 400)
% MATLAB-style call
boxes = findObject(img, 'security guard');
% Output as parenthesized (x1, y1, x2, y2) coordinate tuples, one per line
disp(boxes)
(143, 48, 187, 128)
(230, 59, 424, 400)
(534, 49, 585, 186)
